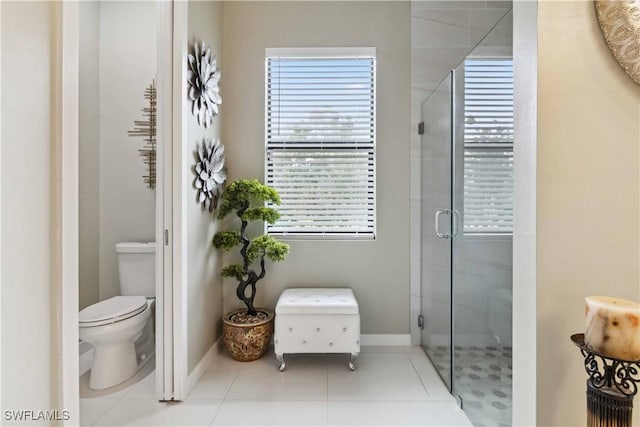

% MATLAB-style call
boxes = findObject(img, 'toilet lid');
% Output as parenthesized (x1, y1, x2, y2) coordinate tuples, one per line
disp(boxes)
(79, 296, 147, 324)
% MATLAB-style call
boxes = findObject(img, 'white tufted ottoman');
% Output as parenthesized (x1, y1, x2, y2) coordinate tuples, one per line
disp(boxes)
(274, 288, 360, 371)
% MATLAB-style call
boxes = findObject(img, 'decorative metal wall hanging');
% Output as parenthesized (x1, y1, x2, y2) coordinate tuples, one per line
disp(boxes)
(187, 41, 222, 128)
(194, 138, 227, 211)
(128, 80, 157, 189)
(595, 0, 640, 85)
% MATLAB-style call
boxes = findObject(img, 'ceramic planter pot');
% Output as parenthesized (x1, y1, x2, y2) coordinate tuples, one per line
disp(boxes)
(222, 308, 274, 362)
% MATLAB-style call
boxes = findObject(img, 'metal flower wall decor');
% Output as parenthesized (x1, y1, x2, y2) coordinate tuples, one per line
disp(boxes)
(187, 41, 222, 128)
(194, 138, 227, 212)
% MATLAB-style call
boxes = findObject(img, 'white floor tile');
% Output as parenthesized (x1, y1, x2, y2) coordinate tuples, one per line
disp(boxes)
(226, 354, 327, 401)
(80, 398, 119, 427)
(121, 369, 156, 399)
(92, 398, 221, 426)
(79, 372, 131, 399)
(359, 346, 411, 353)
(211, 400, 327, 427)
(327, 401, 472, 426)
(328, 353, 430, 401)
(188, 356, 242, 400)
(82, 347, 473, 427)
(406, 348, 455, 403)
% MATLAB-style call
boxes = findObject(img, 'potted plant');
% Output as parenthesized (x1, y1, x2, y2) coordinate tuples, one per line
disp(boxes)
(213, 179, 290, 361)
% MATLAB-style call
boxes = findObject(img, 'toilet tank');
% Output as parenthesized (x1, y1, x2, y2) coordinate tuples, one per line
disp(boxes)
(116, 242, 156, 297)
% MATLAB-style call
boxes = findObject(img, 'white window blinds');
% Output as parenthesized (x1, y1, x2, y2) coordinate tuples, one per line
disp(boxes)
(265, 48, 376, 239)
(463, 58, 514, 234)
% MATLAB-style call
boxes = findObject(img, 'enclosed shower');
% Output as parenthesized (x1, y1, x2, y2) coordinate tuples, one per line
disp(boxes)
(417, 10, 513, 427)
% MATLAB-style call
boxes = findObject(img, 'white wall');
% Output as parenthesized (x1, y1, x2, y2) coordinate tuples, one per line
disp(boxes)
(98, 2, 157, 300)
(79, 1, 100, 310)
(512, 2, 537, 424)
(222, 1, 411, 335)
(1, 1, 58, 422)
(186, 0, 224, 373)
(536, 1, 640, 425)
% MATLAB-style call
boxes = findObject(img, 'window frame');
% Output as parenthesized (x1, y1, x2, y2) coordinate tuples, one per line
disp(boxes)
(264, 47, 377, 241)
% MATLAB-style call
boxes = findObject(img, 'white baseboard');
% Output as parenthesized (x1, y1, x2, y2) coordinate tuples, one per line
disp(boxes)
(79, 341, 94, 377)
(360, 334, 411, 346)
(185, 338, 221, 396)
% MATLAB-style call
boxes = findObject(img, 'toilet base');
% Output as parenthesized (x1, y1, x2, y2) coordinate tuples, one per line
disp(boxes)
(88, 337, 156, 390)
(90, 341, 138, 390)
(86, 306, 155, 390)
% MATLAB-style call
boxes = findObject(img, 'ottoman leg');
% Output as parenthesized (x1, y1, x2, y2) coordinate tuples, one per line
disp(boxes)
(276, 353, 286, 372)
(349, 353, 358, 371)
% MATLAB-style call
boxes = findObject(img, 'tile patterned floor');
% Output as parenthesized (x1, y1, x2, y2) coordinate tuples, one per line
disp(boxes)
(80, 346, 472, 427)
(428, 345, 512, 427)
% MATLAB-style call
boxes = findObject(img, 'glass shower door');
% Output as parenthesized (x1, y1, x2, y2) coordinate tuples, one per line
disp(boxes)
(417, 7, 513, 426)
(451, 10, 514, 426)
(420, 73, 453, 390)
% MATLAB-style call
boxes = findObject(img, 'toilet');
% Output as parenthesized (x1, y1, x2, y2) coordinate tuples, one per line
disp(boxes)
(79, 242, 155, 390)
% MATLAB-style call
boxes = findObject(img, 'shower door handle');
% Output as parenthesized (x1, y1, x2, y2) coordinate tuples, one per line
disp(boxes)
(452, 209, 460, 237)
(435, 209, 452, 239)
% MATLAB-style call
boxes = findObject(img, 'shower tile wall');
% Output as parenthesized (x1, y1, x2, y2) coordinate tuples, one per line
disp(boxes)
(454, 240, 512, 347)
(410, 0, 512, 345)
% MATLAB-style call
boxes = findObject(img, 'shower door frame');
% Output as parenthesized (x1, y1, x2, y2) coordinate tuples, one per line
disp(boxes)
(419, 71, 456, 393)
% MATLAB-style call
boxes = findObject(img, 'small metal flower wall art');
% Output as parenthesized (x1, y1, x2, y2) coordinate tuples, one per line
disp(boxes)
(187, 40, 222, 128)
(194, 138, 227, 212)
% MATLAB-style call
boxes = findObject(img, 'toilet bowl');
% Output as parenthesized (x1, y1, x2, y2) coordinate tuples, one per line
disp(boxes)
(80, 296, 153, 390)
(80, 241, 156, 390)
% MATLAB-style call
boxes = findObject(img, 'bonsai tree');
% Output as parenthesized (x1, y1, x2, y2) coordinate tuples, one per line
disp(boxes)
(213, 179, 290, 318)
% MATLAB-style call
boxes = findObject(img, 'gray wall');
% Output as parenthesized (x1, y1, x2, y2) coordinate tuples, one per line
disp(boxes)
(221, 1, 411, 335)
(98, 2, 156, 301)
(79, 2, 157, 307)
(79, 1, 101, 310)
(186, 0, 225, 373)
(79, 2, 156, 309)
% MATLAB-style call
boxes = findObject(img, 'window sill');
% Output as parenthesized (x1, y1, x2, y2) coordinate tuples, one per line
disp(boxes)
(269, 233, 376, 242)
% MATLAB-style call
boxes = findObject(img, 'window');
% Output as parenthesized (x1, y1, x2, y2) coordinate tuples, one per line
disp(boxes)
(463, 58, 514, 234)
(265, 48, 376, 239)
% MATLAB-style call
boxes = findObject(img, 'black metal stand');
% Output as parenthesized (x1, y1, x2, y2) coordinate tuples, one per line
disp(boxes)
(571, 334, 640, 427)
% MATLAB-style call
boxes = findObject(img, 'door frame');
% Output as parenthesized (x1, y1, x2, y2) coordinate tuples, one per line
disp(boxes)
(56, 1, 183, 423)
(56, 2, 80, 423)
(170, 0, 189, 400)
(156, 0, 177, 402)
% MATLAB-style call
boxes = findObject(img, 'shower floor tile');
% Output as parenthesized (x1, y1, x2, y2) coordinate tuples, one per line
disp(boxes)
(428, 345, 512, 427)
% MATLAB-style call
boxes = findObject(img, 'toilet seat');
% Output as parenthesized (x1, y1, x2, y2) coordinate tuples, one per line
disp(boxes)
(80, 296, 148, 327)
